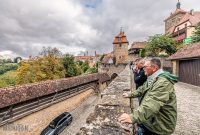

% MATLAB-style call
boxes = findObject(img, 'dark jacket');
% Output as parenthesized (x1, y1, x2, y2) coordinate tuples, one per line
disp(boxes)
(129, 72, 178, 135)
(134, 68, 147, 89)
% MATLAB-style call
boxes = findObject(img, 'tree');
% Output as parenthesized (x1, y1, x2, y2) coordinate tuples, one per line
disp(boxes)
(62, 54, 82, 77)
(146, 34, 177, 57)
(0, 71, 17, 88)
(16, 62, 36, 84)
(139, 49, 146, 58)
(0, 59, 13, 64)
(40, 47, 62, 58)
(192, 22, 200, 43)
(85, 67, 98, 74)
(0, 64, 18, 75)
(16, 47, 65, 84)
(81, 61, 89, 73)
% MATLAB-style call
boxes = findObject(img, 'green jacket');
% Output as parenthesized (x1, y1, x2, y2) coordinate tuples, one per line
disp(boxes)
(130, 72, 178, 135)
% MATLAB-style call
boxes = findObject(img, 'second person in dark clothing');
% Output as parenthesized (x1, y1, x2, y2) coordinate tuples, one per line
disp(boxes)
(133, 59, 147, 104)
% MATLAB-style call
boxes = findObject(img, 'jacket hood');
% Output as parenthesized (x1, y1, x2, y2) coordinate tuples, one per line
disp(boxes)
(158, 71, 178, 84)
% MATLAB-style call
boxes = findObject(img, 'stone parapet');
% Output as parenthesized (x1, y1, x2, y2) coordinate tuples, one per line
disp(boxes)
(77, 66, 132, 135)
(0, 73, 110, 109)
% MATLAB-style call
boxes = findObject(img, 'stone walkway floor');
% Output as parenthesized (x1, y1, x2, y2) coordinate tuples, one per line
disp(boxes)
(173, 82, 200, 135)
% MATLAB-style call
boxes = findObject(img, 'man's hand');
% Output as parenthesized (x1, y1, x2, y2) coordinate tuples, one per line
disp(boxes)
(122, 92, 130, 98)
(118, 113, 132, 124)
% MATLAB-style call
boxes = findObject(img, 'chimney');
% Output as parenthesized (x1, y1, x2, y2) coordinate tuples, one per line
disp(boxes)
(190, 9, 194, 15)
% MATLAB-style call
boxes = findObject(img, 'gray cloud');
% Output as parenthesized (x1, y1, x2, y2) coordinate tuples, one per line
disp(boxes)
(0, 0, 200, 58)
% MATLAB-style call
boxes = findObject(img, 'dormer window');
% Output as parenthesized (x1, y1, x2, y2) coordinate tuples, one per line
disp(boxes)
(118, 38, 122, 42)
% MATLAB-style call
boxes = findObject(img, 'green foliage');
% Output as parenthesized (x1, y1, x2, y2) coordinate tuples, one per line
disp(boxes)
(192, 22, 200, 43)
(139, 49, 146, 57)
(16, 47, 65, 85)
(0, 80, 7, 88)
(62, 54, 82, 77)
(0, 71, 17, 88)
(16, 62, 36, 84)
(0, 59, 13, 64)
(80, 61, 89, 73)
(85, 67, 98, 74)
(146, 34, 177, 57)
(0, 64, 18, 75)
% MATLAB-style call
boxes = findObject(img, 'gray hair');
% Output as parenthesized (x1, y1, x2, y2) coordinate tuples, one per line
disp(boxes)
(138, 59, 145, 64)
(146, 58, 161, 68)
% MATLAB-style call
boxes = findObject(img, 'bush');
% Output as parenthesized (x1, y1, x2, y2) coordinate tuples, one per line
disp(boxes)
(62, 55, 83, 77)
(0, 80, 8, 88)
(0, 64, 18, 75)
(85, 67, 98, 74)
(16, 47, 65, 85)
(0, 71, 17, 88)
(139, 49, 146, 57)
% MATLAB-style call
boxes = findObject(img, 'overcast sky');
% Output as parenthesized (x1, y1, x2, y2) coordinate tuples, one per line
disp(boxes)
(0, 0, 199, 58)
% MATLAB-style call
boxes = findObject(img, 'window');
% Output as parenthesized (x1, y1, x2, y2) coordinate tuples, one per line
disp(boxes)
(119, 44, 122, 48)
(58, 118, 67, 126)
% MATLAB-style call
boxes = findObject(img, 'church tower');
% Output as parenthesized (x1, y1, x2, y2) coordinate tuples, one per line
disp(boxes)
(164, 0, 186, 34)
(113, 28, 129, 65)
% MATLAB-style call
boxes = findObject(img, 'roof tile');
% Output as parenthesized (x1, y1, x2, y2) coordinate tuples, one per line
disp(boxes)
(168, 42, 200, 60)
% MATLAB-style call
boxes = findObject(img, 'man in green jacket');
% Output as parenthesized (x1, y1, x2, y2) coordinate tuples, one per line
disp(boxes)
(119, 58, 178, 135)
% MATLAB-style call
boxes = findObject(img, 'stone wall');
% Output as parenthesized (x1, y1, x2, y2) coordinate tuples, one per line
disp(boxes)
(0, 73, 111, 135)
(99, 64, 126, 77)
(0, 73, 110, 109)
(0, 89, 95, 135)
(77, 66, 132, 135)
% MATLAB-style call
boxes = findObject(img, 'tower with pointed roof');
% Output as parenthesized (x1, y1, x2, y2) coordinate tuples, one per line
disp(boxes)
(164, 0, 186, 34)
(112, 28, 129, 65)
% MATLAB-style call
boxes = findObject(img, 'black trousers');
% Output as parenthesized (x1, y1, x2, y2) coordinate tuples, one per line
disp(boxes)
(138, 124, 159, 135)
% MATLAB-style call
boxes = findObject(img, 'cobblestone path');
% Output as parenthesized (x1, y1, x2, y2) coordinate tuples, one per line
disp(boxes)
(173, 82, 200, 135)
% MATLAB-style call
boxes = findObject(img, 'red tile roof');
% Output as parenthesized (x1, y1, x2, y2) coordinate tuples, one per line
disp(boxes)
(113, 31, 129, 44)
(165, 8, 187, 21)
(101, 53, 114, 64)
(177, 12, 200, 26)
(166, 12, 200, 34)
(130, 41, 147, 49)
(74, 56, 95, 61)
(168, 42, 200, 60)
